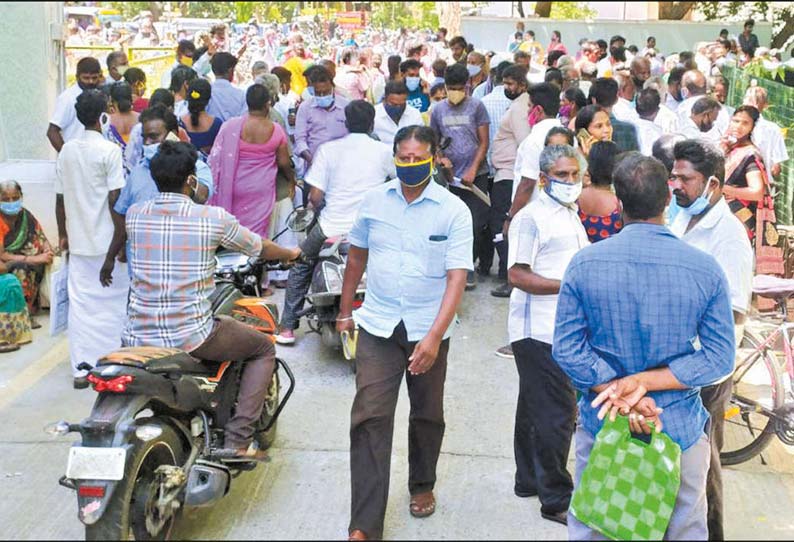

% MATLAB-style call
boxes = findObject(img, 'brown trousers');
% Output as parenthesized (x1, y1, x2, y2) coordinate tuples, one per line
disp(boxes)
(191, 315, 276, 449)
(349, 322, 449, 540)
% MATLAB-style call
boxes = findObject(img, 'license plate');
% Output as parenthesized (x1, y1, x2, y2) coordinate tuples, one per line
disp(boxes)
(66, 447, 127, 481)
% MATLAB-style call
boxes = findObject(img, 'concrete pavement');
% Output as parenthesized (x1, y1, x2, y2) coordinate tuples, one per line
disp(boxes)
(1, 275, 793, 539)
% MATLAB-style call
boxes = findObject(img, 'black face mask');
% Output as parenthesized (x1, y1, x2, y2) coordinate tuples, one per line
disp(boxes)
(632, 76, 645, 91)
(504, 88, 524, 101)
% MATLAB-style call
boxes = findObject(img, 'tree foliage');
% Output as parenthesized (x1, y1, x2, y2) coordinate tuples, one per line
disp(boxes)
(693, 2, 794, 51)
(369, 2, 439, 30)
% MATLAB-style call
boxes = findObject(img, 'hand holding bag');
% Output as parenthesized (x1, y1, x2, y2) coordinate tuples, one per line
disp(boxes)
(570, 416, 682, 541)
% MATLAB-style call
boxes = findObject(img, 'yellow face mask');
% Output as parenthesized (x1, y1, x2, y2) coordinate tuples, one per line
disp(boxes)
(447, 89, 466, 105)
(179, 56, 194, 68)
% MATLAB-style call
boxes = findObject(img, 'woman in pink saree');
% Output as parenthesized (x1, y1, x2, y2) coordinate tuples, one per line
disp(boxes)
(209, 84, 294, 237)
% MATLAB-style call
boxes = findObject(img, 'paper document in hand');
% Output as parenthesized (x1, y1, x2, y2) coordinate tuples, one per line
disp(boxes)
(450, 177, 491, 206)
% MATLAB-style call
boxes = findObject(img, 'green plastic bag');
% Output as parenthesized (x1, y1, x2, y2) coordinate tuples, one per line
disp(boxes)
(570, 416, 682, 541)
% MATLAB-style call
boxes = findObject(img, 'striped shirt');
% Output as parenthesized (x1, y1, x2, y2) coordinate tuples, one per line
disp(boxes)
(122, 193, 262, 351)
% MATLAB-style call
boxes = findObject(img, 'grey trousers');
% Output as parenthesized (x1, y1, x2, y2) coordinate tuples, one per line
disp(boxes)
(568, 424, 711, 541)
(280, 222, 327, 330)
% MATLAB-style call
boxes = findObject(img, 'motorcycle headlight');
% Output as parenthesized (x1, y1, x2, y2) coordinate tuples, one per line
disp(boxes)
(323, 262, 344, 294)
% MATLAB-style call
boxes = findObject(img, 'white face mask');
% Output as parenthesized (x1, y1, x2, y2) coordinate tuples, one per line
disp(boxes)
(544, 176, 582, 205)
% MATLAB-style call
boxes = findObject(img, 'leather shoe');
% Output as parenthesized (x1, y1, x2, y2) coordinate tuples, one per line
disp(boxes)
(514, 485, 538, 498)
(541, 510, 568, 526)
(491, 282, 512, 298)
(73, 376, 89, 390)
(348, 529, 368, 540)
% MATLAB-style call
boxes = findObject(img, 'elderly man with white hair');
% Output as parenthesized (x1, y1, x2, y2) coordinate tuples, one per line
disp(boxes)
(644, 76, 679, 133)
(744, 85, 789, 178)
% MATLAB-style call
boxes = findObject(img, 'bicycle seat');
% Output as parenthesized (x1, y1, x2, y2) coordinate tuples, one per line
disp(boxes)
(752, 275, 794, 300)
(98, 347, 217, 375)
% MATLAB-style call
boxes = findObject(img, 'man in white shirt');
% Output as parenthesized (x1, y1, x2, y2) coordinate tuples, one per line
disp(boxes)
(507, 83, 562, 216)
(666, 66, 688, 114)
(669, 139, 752, 541)
(677, 70, 730, 134)
(55, 89, 129, 388)
(681, 97, 723, 144)
(611, 72, 640, 123)
(508, 144, 588, 526)
(744, 86, 789, 178)
(373, 81, 424, 147)
(46, 57, 103, 152)
(103, 51, 129, 87)
(634, 88, 664, 156)
(643, 76, 679, 133)
(277, 101, 395, 345)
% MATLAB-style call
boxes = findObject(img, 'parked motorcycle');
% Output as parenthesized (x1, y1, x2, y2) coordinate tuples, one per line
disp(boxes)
(48, 212, 309, 540)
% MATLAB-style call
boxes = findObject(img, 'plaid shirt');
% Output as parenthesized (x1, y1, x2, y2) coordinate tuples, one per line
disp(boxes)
(481, 86, 512, 170)
(552, 224, 735, 450)
(122, 193, 262, 351)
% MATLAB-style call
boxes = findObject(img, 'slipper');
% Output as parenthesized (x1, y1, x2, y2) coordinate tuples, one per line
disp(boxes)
(30, 318, 42, 330)
(0, 341, 20, 353)
(214, 443, 269, 462)
(409, 491, 436, 518)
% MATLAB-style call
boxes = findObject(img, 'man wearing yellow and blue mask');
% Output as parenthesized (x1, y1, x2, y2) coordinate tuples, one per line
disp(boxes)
(339, 125, 472, 541)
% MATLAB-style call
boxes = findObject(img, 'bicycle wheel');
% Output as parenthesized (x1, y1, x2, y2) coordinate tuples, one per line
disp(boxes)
(721, 329, 785, 466)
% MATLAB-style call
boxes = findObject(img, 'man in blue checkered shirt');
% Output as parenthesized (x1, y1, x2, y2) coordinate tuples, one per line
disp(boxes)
(553, 152, 735, 540)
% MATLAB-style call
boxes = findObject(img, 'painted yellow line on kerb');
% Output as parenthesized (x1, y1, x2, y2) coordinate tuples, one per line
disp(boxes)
(0, 338, 69, 411)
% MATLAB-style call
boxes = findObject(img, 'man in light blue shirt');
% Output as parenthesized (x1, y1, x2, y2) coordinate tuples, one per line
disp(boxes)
(206, 52, 247, 122)
(338, 126, 472, 541)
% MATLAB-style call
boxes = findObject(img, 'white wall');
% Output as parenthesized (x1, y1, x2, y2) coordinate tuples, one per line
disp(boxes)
(462, 16, 774, 57)
(0, 2, 64, 244)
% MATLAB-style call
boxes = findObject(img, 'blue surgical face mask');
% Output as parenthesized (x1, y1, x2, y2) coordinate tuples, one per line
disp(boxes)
(405, 76, 421, 92)
(143, 143, 159, 162)
(395, 157, 433, 187)
(467, 64, 482, 77)
(314, 94, 334, 108)
(0, 200, 22, 216)
(679, 177, 715, 217)
(544, 176, 582, 205)
(307, 86, 315, 96)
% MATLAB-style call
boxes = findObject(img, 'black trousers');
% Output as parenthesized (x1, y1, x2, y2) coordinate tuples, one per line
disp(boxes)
(700, 379, 732, 541)
(349, 322, 449, 539)
(512, 337, 577, 514)
(487, 179, 513, 279)
(449, 174, 491, 272)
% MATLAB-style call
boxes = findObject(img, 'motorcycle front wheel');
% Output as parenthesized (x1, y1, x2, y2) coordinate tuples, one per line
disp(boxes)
(85, 424, 186, 541)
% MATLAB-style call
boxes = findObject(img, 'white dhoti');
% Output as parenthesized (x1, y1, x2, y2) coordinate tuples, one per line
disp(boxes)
(67, 254, 129, 377)
(268, 187, 305, 282)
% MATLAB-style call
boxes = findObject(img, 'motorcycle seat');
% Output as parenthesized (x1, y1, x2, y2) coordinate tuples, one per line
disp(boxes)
(98, 347, 218, 375)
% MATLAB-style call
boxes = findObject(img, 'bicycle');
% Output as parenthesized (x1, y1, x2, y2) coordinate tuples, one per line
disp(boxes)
(721, 274, 794, 466)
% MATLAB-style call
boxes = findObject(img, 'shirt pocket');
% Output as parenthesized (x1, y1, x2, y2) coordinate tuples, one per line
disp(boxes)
(423, 238, 448, 278)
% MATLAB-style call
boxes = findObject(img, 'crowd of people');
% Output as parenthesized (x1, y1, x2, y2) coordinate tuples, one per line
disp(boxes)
(15, 11, 791, 540)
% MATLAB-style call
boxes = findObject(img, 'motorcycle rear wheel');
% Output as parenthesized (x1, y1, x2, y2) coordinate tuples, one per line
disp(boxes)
(254, 372, 280, 450)
(85, 424, 186, 541)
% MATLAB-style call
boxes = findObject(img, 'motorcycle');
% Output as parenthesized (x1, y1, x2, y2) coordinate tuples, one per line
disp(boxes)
(300, 236, 367, 358)
(48, 212, 309, 540)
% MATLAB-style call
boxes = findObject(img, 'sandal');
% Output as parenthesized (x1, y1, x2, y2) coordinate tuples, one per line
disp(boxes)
(214, 443, 269, 462)
(30, 318, 42, 330)
(0, 341, 20, 353)
(409, 491, 436, 518)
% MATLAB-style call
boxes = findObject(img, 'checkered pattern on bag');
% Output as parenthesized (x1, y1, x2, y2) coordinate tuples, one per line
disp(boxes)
(570, 416, 682, 541)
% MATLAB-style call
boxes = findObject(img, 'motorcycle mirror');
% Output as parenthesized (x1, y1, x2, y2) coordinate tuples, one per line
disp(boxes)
(286, 207, 315, 233)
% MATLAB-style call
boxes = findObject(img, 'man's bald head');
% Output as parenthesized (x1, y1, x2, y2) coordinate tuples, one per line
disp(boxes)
(682, 70, 707, 97)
